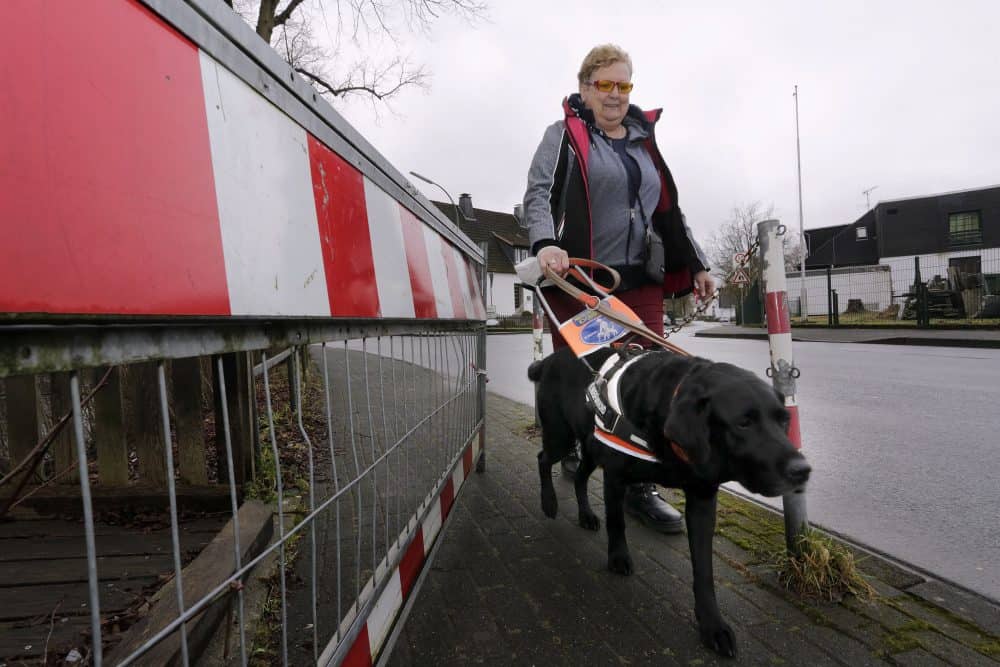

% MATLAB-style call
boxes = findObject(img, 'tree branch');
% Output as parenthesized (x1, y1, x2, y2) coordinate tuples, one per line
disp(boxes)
(274, 0, 309, 28)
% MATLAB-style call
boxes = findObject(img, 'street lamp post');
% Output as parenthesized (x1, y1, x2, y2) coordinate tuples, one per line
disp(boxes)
(409, 170, 461, 227)
(793, 85, 808, 322)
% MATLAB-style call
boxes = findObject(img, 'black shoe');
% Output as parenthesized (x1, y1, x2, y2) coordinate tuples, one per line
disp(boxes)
(624, 484, 684, 534)
(560, 450, 580, 477)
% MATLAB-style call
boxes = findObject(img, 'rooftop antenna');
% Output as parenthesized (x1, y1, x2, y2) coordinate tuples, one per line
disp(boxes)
(863, 185, 879, 211)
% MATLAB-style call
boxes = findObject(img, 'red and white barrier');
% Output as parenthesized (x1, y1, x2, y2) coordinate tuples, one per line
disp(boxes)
(757, 219, 808, 547)
(329, 436, 481, 667)
(1, 0, 483, 321)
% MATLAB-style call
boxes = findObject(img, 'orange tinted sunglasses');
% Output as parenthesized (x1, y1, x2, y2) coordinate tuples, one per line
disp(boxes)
(588, 79, 634, 93)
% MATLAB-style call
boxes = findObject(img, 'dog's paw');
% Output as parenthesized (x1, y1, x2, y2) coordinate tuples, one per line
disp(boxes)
(697, 616, 737, 658)
(578, 510, 600, 531)
(540, 489, 558, 518)
(608, 550, 633, 576)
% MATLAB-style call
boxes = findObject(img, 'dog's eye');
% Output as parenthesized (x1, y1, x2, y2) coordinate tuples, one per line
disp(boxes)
(738, 416, 753, 429)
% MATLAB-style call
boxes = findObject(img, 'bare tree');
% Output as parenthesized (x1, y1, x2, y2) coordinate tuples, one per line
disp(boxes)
(227, 0, 487, 104)
(705, 202, 776, 284)
(784, 237, 807, 272)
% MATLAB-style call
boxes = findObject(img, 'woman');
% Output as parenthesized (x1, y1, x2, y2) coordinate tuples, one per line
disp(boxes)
(522, 44, 714, 534)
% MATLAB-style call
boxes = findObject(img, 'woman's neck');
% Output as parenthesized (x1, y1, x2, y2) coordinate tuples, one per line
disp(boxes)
(600, 123, 627, 139)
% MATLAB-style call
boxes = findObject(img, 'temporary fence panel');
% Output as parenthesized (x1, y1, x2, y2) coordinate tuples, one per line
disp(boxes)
(783, 246, 1000, 325)
(1, 1, 486, 666)
(784, 266, 893, 319)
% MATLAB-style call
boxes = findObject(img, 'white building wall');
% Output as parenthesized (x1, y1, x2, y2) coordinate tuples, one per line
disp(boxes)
(486, 272, 533, 315)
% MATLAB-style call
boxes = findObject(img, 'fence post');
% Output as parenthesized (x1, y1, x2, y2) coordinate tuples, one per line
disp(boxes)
(477, 241, 488, 473)
(94, 366, 129, 485)
(50, 372, 78, 483)
(172, 358, 208, 485)
(832, 290, 840, 327)
(826, 265, 833, 327)
(757, 220, 809, 552)
(4, 375, 42, 484)
(213, 354, 252, 485)
(129, 361, 167, 485)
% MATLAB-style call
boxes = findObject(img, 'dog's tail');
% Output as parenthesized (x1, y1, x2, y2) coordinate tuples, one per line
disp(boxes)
(527, 359, 544, 383)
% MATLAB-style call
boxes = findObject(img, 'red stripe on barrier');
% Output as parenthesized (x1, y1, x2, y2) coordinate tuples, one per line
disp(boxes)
(787, 404, 802, 450)
(463, 443, 474, 477)
(443, 243, 468, 319)
(342, 625, 373, 667)
(440, 477, 456, 517)
(398, 531, 425, 597)
(307, 135, 380, 317)
(765, 291, 791, 334)
(398, 206, 437, 318)
(2, 0, 230, 316)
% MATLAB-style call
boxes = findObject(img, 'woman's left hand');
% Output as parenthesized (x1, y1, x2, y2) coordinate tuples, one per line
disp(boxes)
(692, 271, 716, 300)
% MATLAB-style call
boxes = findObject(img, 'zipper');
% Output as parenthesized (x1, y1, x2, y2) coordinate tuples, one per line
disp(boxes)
(625, 206, 636, 261)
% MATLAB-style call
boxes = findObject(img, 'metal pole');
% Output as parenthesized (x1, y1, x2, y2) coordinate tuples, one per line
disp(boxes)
(826, 266, 833, 327)
(476, 241, 488, 473)
(532, 284, 544, 426)
(409, 171, 460, 227)
(757, 220, 808, 552)
(794, 86, 808, 322)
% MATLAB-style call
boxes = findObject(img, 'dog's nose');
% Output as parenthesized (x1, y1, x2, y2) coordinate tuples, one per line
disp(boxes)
(784, 457, 811, 486)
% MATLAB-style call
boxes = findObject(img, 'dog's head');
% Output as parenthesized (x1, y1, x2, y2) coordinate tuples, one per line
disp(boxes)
(663, 362, 810, 496)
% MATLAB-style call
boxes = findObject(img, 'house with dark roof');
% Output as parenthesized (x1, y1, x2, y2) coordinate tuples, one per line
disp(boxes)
(433, 195, 533, 316)
(788, 184, 1000, 317)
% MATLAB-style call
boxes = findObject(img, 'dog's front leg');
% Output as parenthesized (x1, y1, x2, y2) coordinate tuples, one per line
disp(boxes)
(604, 473, 632, 575)
(685, 489, 736, 657)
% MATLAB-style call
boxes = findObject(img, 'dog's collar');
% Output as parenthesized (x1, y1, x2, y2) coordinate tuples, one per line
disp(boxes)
(587, 351, 660, 463)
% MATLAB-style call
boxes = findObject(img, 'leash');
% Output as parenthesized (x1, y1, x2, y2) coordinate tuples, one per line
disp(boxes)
(536, 258, 692, 357)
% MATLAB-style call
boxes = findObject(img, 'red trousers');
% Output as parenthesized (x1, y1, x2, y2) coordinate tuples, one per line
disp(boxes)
(542, 283, 664, 351)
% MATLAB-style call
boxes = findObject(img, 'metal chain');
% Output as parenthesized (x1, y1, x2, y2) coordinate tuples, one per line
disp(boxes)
(661, 236, 760, 338)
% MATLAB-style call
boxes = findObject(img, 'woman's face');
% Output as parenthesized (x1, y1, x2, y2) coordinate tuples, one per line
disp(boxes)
(579, 61, 632, 132)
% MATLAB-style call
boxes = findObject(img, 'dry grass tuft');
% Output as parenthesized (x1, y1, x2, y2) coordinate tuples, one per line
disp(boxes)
(771, 528, 877, 603)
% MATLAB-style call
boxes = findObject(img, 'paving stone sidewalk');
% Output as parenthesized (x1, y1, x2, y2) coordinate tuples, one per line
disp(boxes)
(387, 393, 999, 666)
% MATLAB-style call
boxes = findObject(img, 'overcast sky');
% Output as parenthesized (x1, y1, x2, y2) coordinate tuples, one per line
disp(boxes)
(332, 0, 1000, 248)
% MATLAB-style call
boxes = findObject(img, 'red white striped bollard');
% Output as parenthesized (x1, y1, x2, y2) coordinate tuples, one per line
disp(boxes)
(757, 219, 809, 552)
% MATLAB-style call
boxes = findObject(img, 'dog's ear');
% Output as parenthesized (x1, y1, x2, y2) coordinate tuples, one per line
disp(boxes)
(664, 381, 711, 465)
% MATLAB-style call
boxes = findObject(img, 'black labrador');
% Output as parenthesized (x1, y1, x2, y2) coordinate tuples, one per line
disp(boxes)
(528, 347, 811, 657)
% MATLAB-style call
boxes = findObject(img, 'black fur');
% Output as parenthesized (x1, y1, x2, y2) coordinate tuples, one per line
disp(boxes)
(530, 347, 811, 657)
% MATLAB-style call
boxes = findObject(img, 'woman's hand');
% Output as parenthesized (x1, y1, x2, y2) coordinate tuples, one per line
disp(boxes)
(692, 270, 716, 300)
(537, 246, 570, 276)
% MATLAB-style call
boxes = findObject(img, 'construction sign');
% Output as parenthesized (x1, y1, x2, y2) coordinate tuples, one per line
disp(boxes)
(730, 267, 751, 286)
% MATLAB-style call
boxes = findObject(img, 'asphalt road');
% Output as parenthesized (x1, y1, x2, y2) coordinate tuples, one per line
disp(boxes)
(485, 324, 1000, 602)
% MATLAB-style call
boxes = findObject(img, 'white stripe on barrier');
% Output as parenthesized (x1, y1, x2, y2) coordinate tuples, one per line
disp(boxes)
(452, 461, 466, 493)
(364, 178, 417, 318)
(421, 496, 443, 554)
(768, 331, 794, 362)
(366, 569, 402, 656)
(422, 227, 454, 319)
(199, 52, 331, 316)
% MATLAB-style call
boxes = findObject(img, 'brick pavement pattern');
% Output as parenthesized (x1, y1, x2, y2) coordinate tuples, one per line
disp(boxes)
(387, 393, 1000, 666)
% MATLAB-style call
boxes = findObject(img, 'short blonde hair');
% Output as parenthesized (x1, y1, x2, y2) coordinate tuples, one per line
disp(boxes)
(577, 44, 633, 84)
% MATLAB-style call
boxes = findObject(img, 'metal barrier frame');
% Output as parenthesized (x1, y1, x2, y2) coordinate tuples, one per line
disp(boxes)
(1, 319, 486, 665)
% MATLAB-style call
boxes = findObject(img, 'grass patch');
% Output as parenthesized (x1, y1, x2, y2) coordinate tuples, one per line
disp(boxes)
(770, 528, 876, 603)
